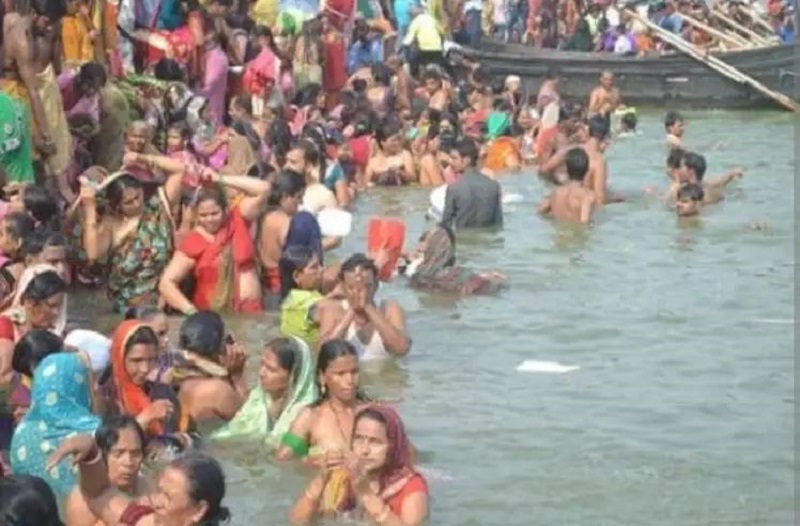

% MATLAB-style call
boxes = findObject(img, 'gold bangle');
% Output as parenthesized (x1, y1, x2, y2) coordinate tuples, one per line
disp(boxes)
(84, 220, 98, 228)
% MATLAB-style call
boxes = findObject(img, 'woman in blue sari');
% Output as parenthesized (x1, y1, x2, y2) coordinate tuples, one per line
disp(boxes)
(10, 353, 100, 497)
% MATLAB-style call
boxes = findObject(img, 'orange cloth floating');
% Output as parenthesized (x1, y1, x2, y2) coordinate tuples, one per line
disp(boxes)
(368, 218, 405, 281)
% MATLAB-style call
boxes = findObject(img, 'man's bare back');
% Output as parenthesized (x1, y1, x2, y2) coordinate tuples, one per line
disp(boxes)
(539, 182, 596, 224)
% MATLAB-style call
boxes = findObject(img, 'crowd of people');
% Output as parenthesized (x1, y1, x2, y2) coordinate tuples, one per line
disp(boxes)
(0, 0, 752, 523)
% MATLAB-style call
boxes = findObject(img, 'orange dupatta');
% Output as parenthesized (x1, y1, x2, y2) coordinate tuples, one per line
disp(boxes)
(111, 320, 164, 436)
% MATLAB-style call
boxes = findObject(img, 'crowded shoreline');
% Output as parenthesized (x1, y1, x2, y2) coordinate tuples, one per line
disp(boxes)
(0, 0, 793, 524)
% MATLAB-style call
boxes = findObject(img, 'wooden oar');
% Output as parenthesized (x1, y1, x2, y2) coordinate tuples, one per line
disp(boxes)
(710, 8, 772, 47)
(624, 10, 800, 112)
(677, 11, 752, 49)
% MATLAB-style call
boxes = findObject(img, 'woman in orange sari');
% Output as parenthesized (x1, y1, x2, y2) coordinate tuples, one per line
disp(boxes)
(108, 320, 176, 437)
(484, 112, 522, 174)
(159, 172, 271, 314)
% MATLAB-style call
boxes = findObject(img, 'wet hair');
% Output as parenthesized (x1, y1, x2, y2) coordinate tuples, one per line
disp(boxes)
(565, 148, 590, 182)
(266, 118, 292, 157)
(339, 253, 379, 282)
(21, 271, 66, 303)
(422, 70, 441, 84)
(168, 453, 230, 526)
(544, 66, 560, 80)
(11, 329, 63, 378)
(677, 182, 705, 202)
(682, 151, 707, 180)
(312, 339, 367, 405)
(270, 169, 306, 204)
(439, 130, 457, 152)
(22, 186, 58, 229)
(264, 336, 301, 379)
(0, 474, 64, 526)
(78, 61, 107, 90)
(375, 116, 403, 148)
(471, 65, 491, 85)
(194, 186, 227, 211)
(587, 115, 610, 140)
(279, 244, 319, 299)
(371, 63, 393, 87)
(32, 0, 66, 21)
(621, 112, 637, 130)
(105, 174, 144, 211)
(293, 83, 323, 107)
(666, 148, 686, 169)
(95, 415, 147, 458)
(2, 211, 35, 247)
(124, 325, 159, 355)
(453, 137, 479, 166)
(179, 311, 225, 359)
(296, 133, 326, 175)
(352, 78, 368, 93)
(124, 305, 164, 322)
(22, 229, 66, 260)
(153, 58, 185, 82)
(664, 110, 683, 130)
(490, 77, 505, 96)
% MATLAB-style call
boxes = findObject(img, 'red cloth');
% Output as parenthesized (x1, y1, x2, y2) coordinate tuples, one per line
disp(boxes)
(179, 207, 261, 312)
(120, 503, 155, 525)
(349, 136, 370, 169)
(322, 35, 347, 93)
(387, 474, 428, 516)
(325, 0, 354, 30)
(0, 316, 14, 341)
(242, 47, 277, 96)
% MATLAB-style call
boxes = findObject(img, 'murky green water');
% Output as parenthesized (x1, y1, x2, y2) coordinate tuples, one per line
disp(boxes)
(76, 110, 795, 525)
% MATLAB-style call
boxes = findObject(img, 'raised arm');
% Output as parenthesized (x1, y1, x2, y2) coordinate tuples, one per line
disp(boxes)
(158, 251, 197, 314)
(79, 182, 113, 263)
(213, 172, 271, 221)
(364, 300, 411, 356)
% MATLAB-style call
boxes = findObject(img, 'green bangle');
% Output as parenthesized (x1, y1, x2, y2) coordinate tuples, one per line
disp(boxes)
(281, 432, 310, 457)
(185, 306, 198, 316)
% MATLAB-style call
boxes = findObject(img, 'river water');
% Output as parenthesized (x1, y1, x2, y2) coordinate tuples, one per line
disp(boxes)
(75, 110, 795, 525)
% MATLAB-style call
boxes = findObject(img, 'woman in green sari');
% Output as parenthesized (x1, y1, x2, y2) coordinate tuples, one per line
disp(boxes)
(212, 336, 315, 452)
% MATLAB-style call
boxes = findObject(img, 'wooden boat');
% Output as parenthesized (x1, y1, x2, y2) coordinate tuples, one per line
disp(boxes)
(461, 41, 800, 110)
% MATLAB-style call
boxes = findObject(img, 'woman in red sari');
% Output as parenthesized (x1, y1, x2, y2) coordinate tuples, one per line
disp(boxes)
(159, 172, 271, 314)
(290, 404, 429, 525)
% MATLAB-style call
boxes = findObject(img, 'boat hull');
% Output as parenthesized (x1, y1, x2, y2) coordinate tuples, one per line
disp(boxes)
(466, 42, 800, 110)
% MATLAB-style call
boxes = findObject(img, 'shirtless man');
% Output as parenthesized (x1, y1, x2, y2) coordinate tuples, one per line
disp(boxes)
(536, 102, 583, 184)
(258, 169, 306, 308)
(2, 0, 55, 158)
(588, 70, 621, 119)
(423, 69, 449, 112)
(538, 147, 596, 224)
(317, 253, 411, 359)
(666, 151, 743, 205)
(541, 116, 623, 206)
(664, 110, 685, 150)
